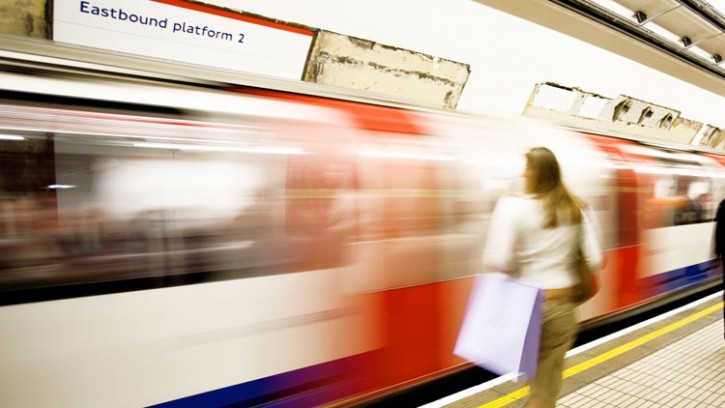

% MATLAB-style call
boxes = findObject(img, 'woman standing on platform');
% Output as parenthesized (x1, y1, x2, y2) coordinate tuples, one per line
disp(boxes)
(483, 147, 602, 408)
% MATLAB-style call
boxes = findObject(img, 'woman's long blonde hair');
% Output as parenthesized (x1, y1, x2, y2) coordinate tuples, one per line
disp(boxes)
(525, 147, 582, 228)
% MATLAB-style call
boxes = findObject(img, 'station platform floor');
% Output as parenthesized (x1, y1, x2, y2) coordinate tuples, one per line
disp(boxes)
(423, 291, 724, 408)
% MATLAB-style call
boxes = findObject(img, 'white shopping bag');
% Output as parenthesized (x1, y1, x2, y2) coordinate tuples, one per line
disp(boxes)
(454, 273, 543, 380)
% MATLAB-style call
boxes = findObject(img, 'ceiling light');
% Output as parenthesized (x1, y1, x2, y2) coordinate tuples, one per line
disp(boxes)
(707, 0, 725, 15)
(634, 10, 648, 24)
(646, 23, 681, 43)
(689, 46, 713, 60)
(0, 134, 24, 141)
(588, 0, 633, 18)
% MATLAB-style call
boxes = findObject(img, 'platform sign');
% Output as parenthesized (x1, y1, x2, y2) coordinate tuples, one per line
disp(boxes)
(53, 0, 314, 80)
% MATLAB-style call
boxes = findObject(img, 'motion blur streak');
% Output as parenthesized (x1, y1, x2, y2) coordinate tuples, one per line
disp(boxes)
(0, 38, 723, 407)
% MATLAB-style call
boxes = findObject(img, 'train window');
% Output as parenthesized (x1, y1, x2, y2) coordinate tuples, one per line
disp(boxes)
(345, 131, 471, 289)
(640, 158, 716, 228)
(0, 132, 280, 295)
(0, 104, 354, 302)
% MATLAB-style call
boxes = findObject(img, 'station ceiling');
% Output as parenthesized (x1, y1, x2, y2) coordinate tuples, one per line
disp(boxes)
(557, 0, 725, 78)
(475, 0, 725, 97)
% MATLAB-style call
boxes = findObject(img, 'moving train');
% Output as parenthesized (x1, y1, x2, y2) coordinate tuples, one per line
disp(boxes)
(0, 36, 722, 407)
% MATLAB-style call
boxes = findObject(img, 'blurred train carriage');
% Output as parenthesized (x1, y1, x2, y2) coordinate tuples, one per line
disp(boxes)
(0, 37, 723, 407)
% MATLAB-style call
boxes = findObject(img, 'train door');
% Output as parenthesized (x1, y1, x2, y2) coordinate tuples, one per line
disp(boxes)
(583, 134, 655, 309)
(634, 149, 721, 295)
(587, 134, 722, 311)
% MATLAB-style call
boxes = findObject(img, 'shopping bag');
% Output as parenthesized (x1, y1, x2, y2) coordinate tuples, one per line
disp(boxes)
(454, 272, 543, 380)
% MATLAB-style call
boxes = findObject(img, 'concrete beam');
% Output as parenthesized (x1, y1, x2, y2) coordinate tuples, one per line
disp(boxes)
(303, 30, 470, 110)
(0, 0, 47, 38)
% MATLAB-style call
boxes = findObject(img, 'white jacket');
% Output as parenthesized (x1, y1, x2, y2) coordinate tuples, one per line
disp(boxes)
(482, 195, 603, 289)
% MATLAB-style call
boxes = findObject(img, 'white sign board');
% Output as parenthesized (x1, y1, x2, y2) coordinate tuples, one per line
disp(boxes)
(53, 0, 314, 80)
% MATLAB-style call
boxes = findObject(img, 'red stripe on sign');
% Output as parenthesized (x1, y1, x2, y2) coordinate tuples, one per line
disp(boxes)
(151, 0, 314, 36)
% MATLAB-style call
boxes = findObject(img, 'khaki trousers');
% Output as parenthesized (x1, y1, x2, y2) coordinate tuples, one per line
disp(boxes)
(527, 298, 578, 408)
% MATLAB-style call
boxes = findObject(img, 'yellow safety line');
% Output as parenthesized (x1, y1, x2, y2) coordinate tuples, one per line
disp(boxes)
(479, 301, 724, 408)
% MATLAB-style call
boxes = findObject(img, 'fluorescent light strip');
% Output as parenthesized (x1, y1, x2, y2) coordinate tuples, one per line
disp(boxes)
(708, 0, 725, 15)
(588, 0, 636, 19)
(0, 134, 25, 141)
(689, 46, 714, 60)
(134, 142, 304, 155)
(646, 22, 682, 44)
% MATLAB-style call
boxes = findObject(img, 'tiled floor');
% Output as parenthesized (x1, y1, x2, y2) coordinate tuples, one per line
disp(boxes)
(427, 293, 724, 408)
(558, 321, 725, 407)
